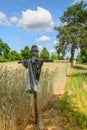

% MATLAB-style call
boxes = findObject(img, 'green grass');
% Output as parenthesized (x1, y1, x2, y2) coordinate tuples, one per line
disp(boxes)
(59, 64, 87, 130)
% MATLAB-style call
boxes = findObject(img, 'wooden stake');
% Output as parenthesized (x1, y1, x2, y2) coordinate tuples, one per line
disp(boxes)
(34, 91, 38, 124)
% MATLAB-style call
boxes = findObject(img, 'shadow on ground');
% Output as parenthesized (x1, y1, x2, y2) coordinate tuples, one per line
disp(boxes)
(73, 65, 87, 70)
(24, 95, 65, 130)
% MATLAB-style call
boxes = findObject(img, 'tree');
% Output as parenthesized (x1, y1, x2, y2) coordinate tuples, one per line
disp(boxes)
(77, 46, 87, 63)
(50, 52, 58, 60)
(21, 46, 31, 59)
(39, 47, 50, 60)
(0, 39, 10, 59)
(81, 48, 87, 63)
(55, 1, 87, 66)
(9, 50, 22, 61)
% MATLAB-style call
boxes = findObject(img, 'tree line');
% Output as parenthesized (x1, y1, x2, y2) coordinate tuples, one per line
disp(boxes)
(0, 39, 58, 62)
(0, 1, 87, 65)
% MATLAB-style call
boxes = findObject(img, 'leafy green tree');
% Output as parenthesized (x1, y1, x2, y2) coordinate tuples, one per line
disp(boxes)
(39, 47, 50, 60)
(9, 50, 22, 61)
(55, 1, 87, 66)
(81, 47, 87, 63)
(21, 46, 31, 59)
(50, 52, 58, 60)
(0, 39, 10, 59)
(77, 47, 87, 63)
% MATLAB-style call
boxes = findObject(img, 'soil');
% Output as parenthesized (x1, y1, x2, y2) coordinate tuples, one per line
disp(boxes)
(24, 77, 68, 130)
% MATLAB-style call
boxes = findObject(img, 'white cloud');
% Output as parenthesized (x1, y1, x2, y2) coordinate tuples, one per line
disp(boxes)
(38, 45, 43, 51)
(71, 0, 87, 5)
(53, 40, 58, 44)
(17, 7, 54, 31)
(10, 17, 18, 23)
(0, 12, 11, 26)
(36, 35, 51, 43)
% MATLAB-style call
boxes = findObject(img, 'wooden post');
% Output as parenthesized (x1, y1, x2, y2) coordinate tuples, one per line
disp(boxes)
(34, 91, 38, 124)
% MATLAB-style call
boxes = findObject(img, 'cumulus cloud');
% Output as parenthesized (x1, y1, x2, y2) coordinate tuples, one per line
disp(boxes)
(0, 7, 54, 32)
(38, 45, 43, 51)
(71, 0, 87, 5)
(17, 7, 54, 31)
(0, 12, 11, 26)
(53, 40, 58, 44)
(10, 17, 18, 23)
(36, 36, 51, 43)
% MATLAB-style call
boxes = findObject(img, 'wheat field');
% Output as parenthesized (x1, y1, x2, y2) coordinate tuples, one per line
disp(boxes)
(0, 61, 70, 130)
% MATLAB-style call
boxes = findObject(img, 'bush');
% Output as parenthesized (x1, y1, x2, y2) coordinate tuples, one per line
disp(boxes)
(0, 57, 9, 62)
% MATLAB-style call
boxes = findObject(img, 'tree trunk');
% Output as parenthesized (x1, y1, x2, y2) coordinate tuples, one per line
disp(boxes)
(70, 44, 75, 67)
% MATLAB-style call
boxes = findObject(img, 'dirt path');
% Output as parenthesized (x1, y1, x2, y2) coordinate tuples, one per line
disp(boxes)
(24, 75, 68, 130)
(24, 66, 74, 130)
(40, 77, 68, 130)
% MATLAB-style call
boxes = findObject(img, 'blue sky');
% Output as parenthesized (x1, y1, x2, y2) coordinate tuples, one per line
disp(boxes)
(0, 0, 87, 55)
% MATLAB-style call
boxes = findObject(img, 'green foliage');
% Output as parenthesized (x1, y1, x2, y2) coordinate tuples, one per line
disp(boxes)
(0, 39, 10, 59)
(76, 47, 87, 63)
(0, 57, 9, 62)
(55, 1, 87, 66)
(39, 47, 50, 60)
(80, 47, 87, 63)
(77, 54, 87, 63)
(59, 64, 87, 129)
(21, 45, 31, 59)
(9, 50, 22, 61)
(50, 52, 58, 60)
